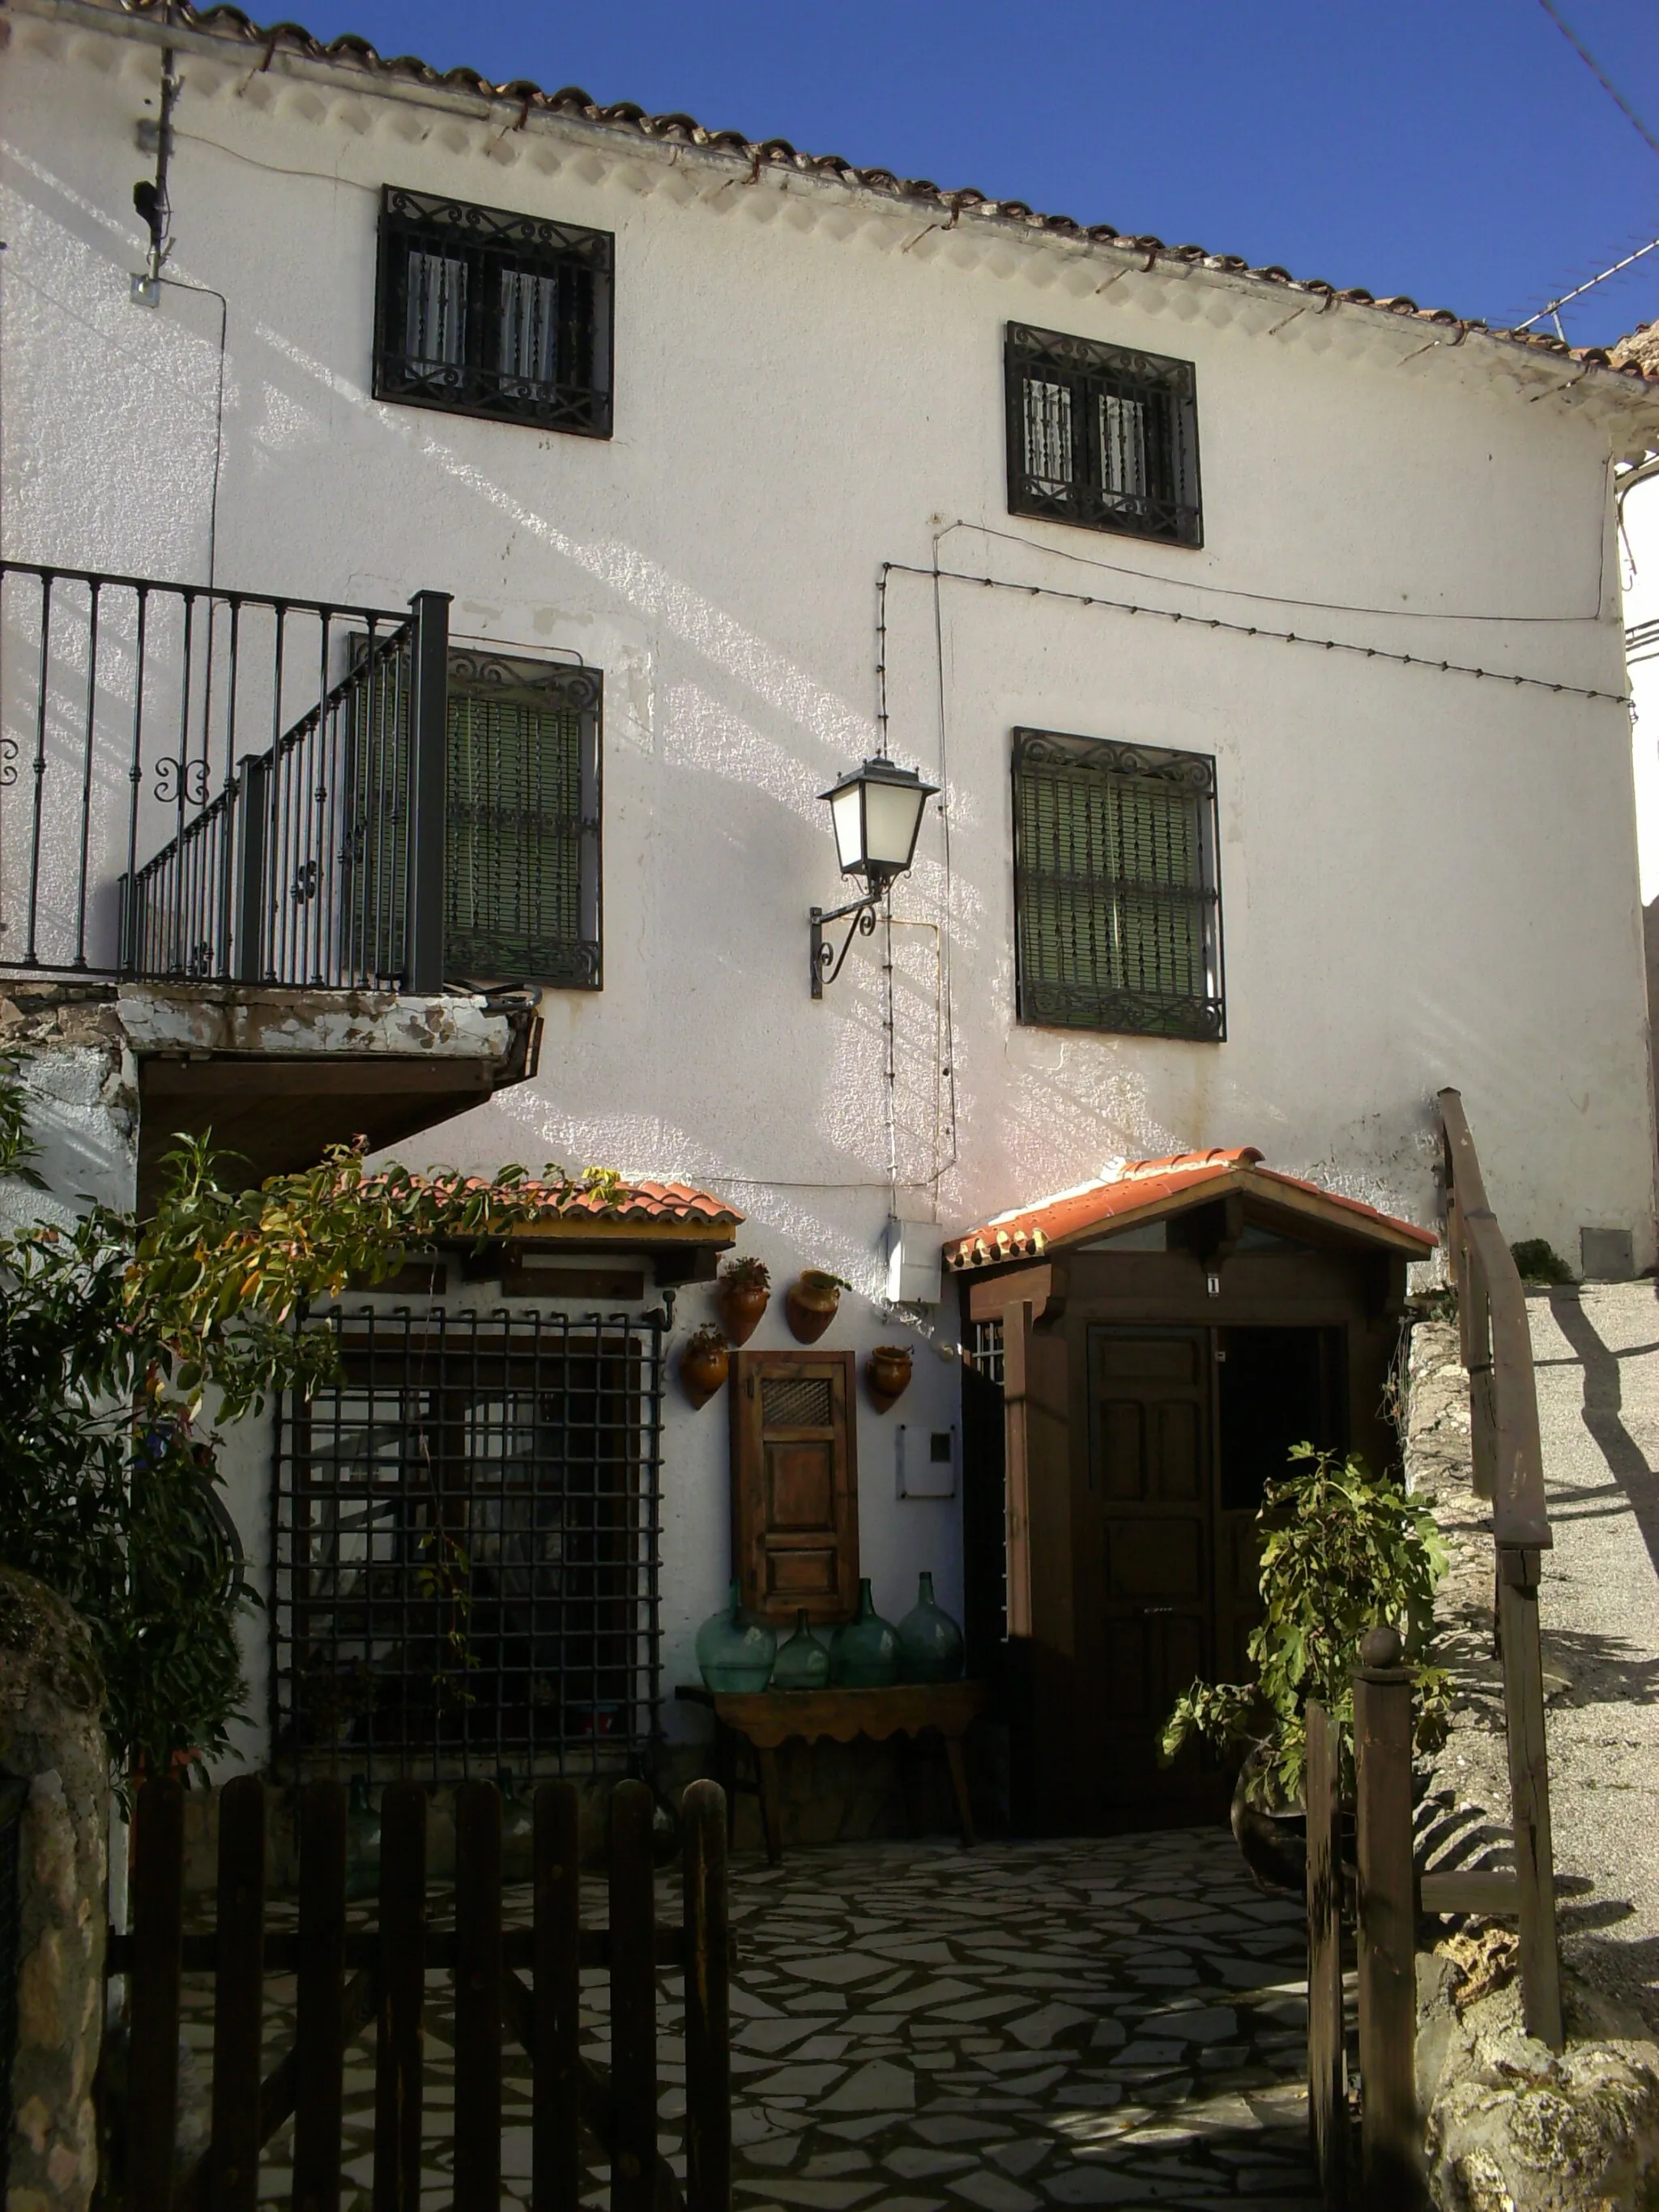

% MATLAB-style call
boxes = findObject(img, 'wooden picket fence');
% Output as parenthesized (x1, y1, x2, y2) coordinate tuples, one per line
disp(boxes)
(1305, 1092, 1563, 2210)
(104, 1773, 731, 2212)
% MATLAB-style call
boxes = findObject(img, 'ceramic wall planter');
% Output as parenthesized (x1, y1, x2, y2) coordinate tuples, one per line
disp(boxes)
(829, 1578, 902, 1687)
(786, 1269, 847, 1344)
(718, 1259, 771, 1346)
(680, 1329, 730, 1409)
(695, 1581, 778, 1690)
(867, 1343, 913, 1409)
(897, 1571, 965, 1682)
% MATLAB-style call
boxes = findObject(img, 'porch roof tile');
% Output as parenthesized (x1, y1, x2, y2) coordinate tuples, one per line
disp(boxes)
(944, 1149, 1435, 1269)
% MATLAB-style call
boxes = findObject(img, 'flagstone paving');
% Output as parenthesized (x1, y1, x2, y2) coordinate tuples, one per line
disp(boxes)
(179, 1825, 1316, 2209)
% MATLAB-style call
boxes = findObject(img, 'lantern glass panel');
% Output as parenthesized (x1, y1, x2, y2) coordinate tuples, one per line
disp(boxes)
(830, 786, 865, 876)
(864, 778, 926, 873)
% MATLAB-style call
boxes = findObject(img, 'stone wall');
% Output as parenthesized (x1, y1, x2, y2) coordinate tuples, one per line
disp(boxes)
(0, 1569, 108, 2212)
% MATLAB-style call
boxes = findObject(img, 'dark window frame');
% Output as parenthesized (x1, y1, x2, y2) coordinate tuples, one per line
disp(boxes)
(374, 185, 615, 438)
(444, 648, 603, 991)
(1005, 322, 1202, 548)
(1011, 727, 1225, 1042)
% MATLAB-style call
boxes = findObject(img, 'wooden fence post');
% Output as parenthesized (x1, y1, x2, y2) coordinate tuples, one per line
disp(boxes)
(533, 1782, 582, 2212)
(682, 1781, 731, 2212)
(1496, 1553, 1564, 2050)
(208, 1775, 266, 2212)
(128, 1775, 185, 2212)
(293, 1779, 348, 2212)
(373, 1783, 428, 2212)
(1354, 1626, 1424, 2210)
(1304, 1703, 1346, 2209)
(608, 1780, 658, 2212)
(454, 1780, 504, 2212)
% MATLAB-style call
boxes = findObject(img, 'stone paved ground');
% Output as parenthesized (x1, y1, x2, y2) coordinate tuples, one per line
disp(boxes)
(181, 1826, 1316, 2208)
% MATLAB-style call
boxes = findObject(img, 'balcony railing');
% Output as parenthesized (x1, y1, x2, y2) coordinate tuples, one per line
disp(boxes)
(0, 562, 450, 992)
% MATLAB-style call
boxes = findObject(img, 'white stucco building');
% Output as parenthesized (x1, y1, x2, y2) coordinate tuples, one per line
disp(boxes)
(5, 0, 1659, 1830)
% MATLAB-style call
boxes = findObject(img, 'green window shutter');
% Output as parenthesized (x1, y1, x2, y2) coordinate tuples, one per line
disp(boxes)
(1013, 732, 1221, 1039)
(445, 686, 585, 980)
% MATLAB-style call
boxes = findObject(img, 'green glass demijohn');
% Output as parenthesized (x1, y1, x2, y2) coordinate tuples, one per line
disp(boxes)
(770, 1609, 831, 1692)
(497, 1767, 534, 1883)
(898, 1571, 966, 1684)
(695, 1580, 777, 1692)
(829, 1579, 902, 1688)
(344, 1775, 382, 1901)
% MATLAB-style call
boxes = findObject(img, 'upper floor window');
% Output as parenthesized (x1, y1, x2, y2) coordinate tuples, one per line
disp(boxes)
(1012, 728, 1223, 1041)
(1005, 323, 1201, 547)
(374, 188, 614, 437)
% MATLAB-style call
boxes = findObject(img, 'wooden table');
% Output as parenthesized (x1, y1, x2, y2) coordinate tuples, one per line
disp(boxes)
(675, 1681, 987, 1864)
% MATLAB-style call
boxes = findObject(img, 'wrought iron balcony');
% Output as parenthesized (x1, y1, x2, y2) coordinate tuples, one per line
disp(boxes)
(0, 560, 450, 993)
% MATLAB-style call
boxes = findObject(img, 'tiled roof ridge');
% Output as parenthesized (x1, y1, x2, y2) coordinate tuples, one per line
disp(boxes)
(945, 1150, 1435, 1268)
(87, 0, 1659, 391)
(359, 1167, 744, 1225)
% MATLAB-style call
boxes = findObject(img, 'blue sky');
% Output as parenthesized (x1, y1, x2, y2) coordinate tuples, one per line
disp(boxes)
(296, 1, 1659, 347)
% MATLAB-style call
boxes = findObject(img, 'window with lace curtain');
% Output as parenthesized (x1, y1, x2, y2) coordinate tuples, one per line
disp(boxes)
(1012, 728, 1224, 1040)
(1005, 323, 1201, 546)
(373, 187, 613, 437)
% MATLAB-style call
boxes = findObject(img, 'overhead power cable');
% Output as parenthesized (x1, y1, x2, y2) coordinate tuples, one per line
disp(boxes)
(1534, 0, 1659, 160)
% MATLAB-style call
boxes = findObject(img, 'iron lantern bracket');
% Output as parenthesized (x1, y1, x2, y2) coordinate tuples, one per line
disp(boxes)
(809, 889, 882, 998)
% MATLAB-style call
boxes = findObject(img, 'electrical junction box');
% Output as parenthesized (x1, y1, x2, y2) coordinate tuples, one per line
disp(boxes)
(885, 1216, 942, 1306)
(896, 1422, 958, 1500)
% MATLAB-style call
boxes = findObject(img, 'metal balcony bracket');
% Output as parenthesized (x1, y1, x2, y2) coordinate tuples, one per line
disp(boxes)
(809, 893, 880, 998)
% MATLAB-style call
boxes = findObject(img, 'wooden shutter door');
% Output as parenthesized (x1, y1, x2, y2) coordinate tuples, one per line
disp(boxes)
(731, 1352, 859, 1626)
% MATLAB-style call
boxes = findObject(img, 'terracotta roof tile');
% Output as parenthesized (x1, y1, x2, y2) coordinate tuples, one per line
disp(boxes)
(365, 1170, 743, 1229)
(945, 1149, 1434, 1269)
(100, 0, 1659, 390)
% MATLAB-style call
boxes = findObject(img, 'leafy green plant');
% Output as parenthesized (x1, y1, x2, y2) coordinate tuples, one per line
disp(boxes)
(720, 1255, 770, 1292)
(1159, 1445, 1452, 1808)
(1509, 1238, 1572, 1288)
(0, 1053, 600, 1784)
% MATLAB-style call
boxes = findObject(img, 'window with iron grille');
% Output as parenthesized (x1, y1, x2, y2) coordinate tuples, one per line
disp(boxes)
(374, 187, 614, 437)
(1005, 322, 1201, 546)
(1012, 728, 1224, 1041)
(273, 1308, 663, 1781)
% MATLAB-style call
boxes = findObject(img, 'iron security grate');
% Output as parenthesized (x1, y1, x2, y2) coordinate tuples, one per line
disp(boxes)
(759, 1376, 834, 1429)
(273, 1306, 663, 1782)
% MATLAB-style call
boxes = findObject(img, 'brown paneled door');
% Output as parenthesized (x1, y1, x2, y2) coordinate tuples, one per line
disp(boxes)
(731, 1351, 859, 1626)
(1082, 1326, 1227, 1827)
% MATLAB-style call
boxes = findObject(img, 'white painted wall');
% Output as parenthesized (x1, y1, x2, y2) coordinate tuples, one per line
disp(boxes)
(6, 9, 1659, 1753)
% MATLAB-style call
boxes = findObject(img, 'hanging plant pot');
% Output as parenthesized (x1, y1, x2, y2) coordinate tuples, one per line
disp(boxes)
(868, 1344, 913, 1409)
(718, 1256, 771, 1347)
(786, 1269, 849, 1344)
(680, 1328, 730, 1409)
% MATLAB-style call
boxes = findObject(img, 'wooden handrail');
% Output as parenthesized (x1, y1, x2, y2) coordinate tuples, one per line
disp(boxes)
(1437, 1089, 1550, 1550)
(1434, 1089, 1563, 2051)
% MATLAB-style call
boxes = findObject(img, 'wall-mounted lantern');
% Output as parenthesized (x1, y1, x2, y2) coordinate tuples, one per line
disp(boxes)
(809, 757, 938, 997)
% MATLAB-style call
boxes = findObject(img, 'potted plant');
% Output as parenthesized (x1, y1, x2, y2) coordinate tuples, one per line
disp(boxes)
(867, 1344, 913, 1408)
(680, 1324, 730, 1409)
(718, 1255, 771, 1345)
(1159, 1445, 1452, 1892)
(785, 1269, 851, 1344)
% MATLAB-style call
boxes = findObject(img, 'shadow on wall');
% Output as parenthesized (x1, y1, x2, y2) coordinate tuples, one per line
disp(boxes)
(1646, 896, 1659, 1143)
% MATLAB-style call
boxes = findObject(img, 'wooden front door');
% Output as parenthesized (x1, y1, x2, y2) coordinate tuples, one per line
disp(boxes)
(730, 1351, 859, 1626)
(1083, 1326, 1224, 1826)
(1068, 1321, 1345, 1830)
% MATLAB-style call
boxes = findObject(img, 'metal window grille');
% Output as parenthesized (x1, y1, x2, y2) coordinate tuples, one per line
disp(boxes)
(965, 1322, 1009, 1652)
(1013, 728, 1225, 1041)
(968, 1319, 1005, 1387)
(375, 188, 614, 438)
(272, 1306, 663, 1782)
(1005, 322, 1201, 547)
